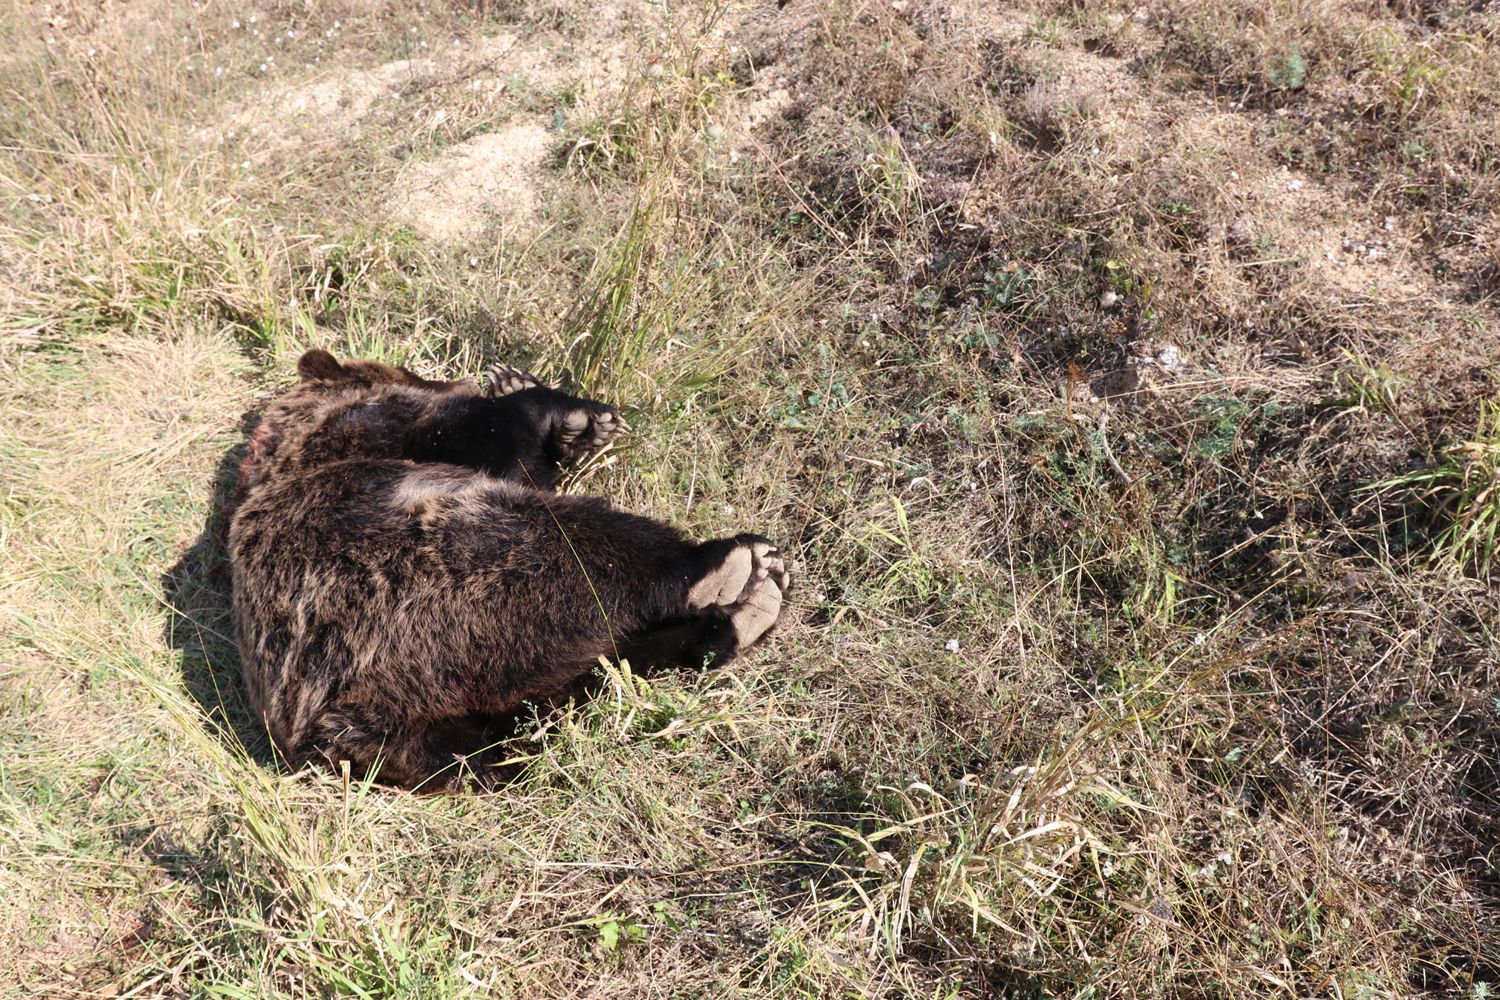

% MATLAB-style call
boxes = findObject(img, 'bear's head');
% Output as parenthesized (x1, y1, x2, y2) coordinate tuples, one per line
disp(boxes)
(235, 349, 480, 504)
(289, 348, 477, 394)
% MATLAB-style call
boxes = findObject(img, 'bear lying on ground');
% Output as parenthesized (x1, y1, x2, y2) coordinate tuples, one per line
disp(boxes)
(228, 349, 788, 789)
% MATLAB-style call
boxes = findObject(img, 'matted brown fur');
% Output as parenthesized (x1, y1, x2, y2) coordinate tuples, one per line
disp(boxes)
(228, 350, 787, 789)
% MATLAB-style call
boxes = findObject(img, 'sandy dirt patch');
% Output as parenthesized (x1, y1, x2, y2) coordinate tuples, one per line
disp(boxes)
(389, 123, 555, 241)
(220, 24, 633, 240)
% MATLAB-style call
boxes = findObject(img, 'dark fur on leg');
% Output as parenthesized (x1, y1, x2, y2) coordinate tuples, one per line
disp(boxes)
(617, 616, 741, 671)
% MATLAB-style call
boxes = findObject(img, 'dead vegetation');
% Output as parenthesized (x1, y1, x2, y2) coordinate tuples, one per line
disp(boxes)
(1, 0, 1497, 996)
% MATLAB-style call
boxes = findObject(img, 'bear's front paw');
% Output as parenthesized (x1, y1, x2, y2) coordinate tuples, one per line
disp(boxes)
(556, 402, 629, 466)
(482, 363, 541, 397)
(687, 536, 788, 649)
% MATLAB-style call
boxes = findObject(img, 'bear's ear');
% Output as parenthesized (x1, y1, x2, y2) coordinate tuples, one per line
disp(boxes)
(297, 349, 345, 382)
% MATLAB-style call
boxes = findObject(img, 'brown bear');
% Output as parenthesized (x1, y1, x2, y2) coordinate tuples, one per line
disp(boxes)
(227, 349, 787, 789)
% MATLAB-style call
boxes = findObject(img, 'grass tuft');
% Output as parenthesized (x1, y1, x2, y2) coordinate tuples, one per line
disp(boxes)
(1373, 397, 1500, 580)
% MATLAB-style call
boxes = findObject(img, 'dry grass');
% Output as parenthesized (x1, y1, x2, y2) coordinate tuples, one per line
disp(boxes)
(2, 0, 1498, 996)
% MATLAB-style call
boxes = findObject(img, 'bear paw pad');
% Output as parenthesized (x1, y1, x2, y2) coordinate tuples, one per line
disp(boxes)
(687, 538, 788, 650)
(557, 403, 629, 464)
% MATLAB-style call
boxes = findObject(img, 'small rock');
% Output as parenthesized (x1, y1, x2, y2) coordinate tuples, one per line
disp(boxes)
(1099, 289, 1119, 309)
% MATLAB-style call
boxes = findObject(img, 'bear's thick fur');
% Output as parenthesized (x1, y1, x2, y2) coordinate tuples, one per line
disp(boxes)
(227, 349, 787, 789)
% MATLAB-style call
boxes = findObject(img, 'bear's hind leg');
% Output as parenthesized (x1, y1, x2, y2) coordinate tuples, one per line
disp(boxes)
(619, 535, 789, 671)
(617, 617, 739, 672)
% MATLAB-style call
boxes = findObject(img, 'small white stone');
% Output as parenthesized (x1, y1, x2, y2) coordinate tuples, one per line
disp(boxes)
(1157, 345, 1184, 371)
(945, 638, 960, 653)
(468, 257, 479, 268)
(1099, 290, 1119, 308)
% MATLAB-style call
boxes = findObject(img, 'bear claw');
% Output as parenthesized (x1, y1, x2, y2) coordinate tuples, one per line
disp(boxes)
(555, 403, 628, 464)
(482, 364, 541, 397)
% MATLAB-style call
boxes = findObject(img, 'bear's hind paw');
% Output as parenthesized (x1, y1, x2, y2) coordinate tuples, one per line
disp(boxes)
(687, 537, 788, 650)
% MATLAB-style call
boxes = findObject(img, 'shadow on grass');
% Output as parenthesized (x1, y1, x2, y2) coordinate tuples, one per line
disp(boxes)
(160, 412, 276, 767)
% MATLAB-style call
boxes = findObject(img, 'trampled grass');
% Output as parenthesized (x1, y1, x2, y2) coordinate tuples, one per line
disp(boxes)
(2, 0, 1497, 997)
